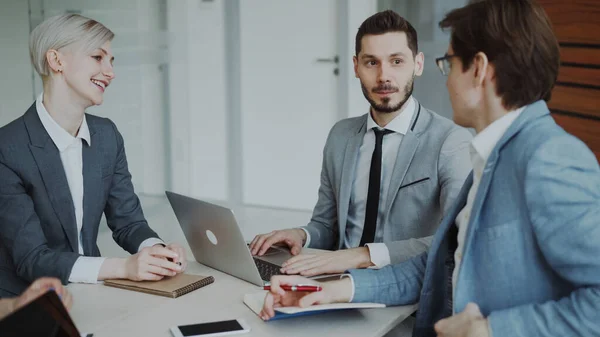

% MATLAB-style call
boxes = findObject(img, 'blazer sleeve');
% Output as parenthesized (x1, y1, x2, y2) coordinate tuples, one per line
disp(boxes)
(103, 121, 160, 254)
(348, 251, 428, 305)
(302, 127, 339, 250)
(488, 136, 600, 337)
(0, 158, 79, 285)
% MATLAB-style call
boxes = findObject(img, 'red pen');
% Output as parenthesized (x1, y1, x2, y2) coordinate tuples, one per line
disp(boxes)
(263, 284, 322, 292)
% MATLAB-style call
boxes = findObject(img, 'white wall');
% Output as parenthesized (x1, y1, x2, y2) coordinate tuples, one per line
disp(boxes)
(0, 0, 34, 126)
(167, 0, 229, 202)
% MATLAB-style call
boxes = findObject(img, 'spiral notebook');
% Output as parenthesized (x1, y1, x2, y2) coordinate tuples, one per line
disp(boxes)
(104, 273, 214, 298)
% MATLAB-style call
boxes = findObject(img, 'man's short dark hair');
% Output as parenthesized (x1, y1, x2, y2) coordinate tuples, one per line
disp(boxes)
(355, 10, 418, 57)
(439, 0, 560, 110)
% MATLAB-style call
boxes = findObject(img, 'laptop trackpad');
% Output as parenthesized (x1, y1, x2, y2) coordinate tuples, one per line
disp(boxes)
(247, 244, 290, 256)
(255, 246, 293, 266)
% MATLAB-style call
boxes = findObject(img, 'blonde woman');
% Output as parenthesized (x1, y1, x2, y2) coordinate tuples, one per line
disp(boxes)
(0, 14, 187, 297)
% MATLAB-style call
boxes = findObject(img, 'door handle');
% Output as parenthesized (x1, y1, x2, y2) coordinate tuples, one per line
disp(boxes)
(316, 56, 339, 64)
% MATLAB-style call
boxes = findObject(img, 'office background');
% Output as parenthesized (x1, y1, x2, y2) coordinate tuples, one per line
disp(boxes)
(1, 0, 598, 239)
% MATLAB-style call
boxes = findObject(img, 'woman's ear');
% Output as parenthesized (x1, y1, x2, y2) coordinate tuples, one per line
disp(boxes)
(46, 49, 63, 74)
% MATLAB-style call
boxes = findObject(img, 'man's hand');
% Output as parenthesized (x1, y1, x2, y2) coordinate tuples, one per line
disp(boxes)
(434, 303, 490, 337)
(122, 245, 183, 281)
(250, 228, 307, 256)
(280, 247, 373, 276)
(259, 275, 353, 321)
(13, 277, 72, 313)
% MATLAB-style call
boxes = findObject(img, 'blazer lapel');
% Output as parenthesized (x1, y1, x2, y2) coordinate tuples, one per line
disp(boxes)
(24, 106, 78, 252)
(462, 157, 495, 247)
(461, 100, 550, 246)
(81, 116, 102, 256)
(337, 118, 367, 248)
(383, 103, 422, 218)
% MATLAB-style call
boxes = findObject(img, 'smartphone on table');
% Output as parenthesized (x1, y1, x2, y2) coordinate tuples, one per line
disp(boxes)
(170, 319, 250, 337)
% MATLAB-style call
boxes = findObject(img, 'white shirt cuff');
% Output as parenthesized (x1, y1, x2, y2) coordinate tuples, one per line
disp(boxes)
(68, 256, 106, 283)
(300, 228, 311, 247)
(340, 274, 355, 302)
(138, 238, 164, 252)
(365, 243, 391, 269)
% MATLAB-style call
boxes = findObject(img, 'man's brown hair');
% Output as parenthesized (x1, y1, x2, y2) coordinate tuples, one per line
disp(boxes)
(439, 0, 560, 110)
(356, 10, 418, 57)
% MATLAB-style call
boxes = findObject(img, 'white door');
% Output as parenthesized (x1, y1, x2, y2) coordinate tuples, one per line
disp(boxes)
(241, 0, 340, 210)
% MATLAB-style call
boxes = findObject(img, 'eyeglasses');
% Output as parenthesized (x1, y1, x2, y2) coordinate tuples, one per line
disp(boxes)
(435, 54, 458, 76)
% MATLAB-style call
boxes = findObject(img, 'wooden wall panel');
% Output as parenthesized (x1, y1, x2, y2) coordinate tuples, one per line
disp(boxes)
(539, 0, 600, 161)
(557, 66, 600, 88)
(541, 0, 600, 44)
(548, 86, 600, 119)
(560, 47, 600, 65)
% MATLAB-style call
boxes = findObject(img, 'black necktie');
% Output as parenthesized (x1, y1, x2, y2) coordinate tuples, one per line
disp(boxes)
(360, 128, 394, 246)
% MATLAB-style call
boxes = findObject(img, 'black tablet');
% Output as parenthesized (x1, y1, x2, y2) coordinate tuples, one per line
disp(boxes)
(0, 290, 82, 337)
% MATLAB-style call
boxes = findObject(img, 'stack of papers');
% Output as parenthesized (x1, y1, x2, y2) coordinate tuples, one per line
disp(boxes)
(243, 291, 386, 321)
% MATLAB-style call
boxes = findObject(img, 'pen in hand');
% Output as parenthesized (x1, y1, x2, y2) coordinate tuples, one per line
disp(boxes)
(263, 284, 322, 292)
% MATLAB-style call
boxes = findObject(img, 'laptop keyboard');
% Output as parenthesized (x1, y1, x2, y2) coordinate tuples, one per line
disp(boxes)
(253, 258, 282, 281)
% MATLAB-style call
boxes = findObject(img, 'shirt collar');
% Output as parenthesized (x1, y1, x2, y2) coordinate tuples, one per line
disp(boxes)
(367, 96, 416, 134)
(470, 105, 526, 165)
(36, 92, 91, 152)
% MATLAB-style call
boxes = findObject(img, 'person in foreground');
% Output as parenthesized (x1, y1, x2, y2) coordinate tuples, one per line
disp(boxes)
(261, 1, 600, 336)
(0, 14, 187, 298)
(0, 278, 72, 321)
(250, 10, 471, 277)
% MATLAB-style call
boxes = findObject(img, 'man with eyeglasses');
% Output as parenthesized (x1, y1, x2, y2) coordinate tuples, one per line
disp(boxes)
(250, 10, 471, 284)
(261, 1, 600, 337)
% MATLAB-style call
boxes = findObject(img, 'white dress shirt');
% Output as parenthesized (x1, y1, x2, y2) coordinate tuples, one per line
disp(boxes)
(36, 93, 163, 283)
(451, 106, 525, 297)
(303, 97, 416, 268)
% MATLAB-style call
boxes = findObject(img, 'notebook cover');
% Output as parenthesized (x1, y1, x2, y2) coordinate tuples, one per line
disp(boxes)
(104, 273, 214, 298)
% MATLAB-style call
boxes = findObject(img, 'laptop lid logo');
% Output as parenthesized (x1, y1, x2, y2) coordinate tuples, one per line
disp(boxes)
(206, 230, 218, 245)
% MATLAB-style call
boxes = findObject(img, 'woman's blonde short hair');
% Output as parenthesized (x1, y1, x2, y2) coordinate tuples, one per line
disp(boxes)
(29, 14, 114, 77)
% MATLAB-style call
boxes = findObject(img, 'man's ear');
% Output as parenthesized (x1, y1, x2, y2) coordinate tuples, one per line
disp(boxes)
(353, 55, 359, 78)
(414, 52, 424, 77)
(472, 52, 489, 87)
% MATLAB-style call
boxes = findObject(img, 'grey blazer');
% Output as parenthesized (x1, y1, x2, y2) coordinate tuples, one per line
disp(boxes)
(302, 102, 472, 264)
(0, 104, 160, 297)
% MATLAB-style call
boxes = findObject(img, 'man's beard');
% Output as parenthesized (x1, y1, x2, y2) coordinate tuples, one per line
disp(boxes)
(361, 74, 415, 114)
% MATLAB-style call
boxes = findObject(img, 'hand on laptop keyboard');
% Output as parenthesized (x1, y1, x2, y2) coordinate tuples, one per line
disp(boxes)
(249, 229, 306, 256)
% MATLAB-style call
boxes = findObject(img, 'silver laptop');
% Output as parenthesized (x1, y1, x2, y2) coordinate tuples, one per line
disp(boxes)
(165, 191, 292, 286)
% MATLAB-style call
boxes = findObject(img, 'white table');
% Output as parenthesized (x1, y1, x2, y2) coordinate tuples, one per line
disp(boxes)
(68, 262, 416, 337)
